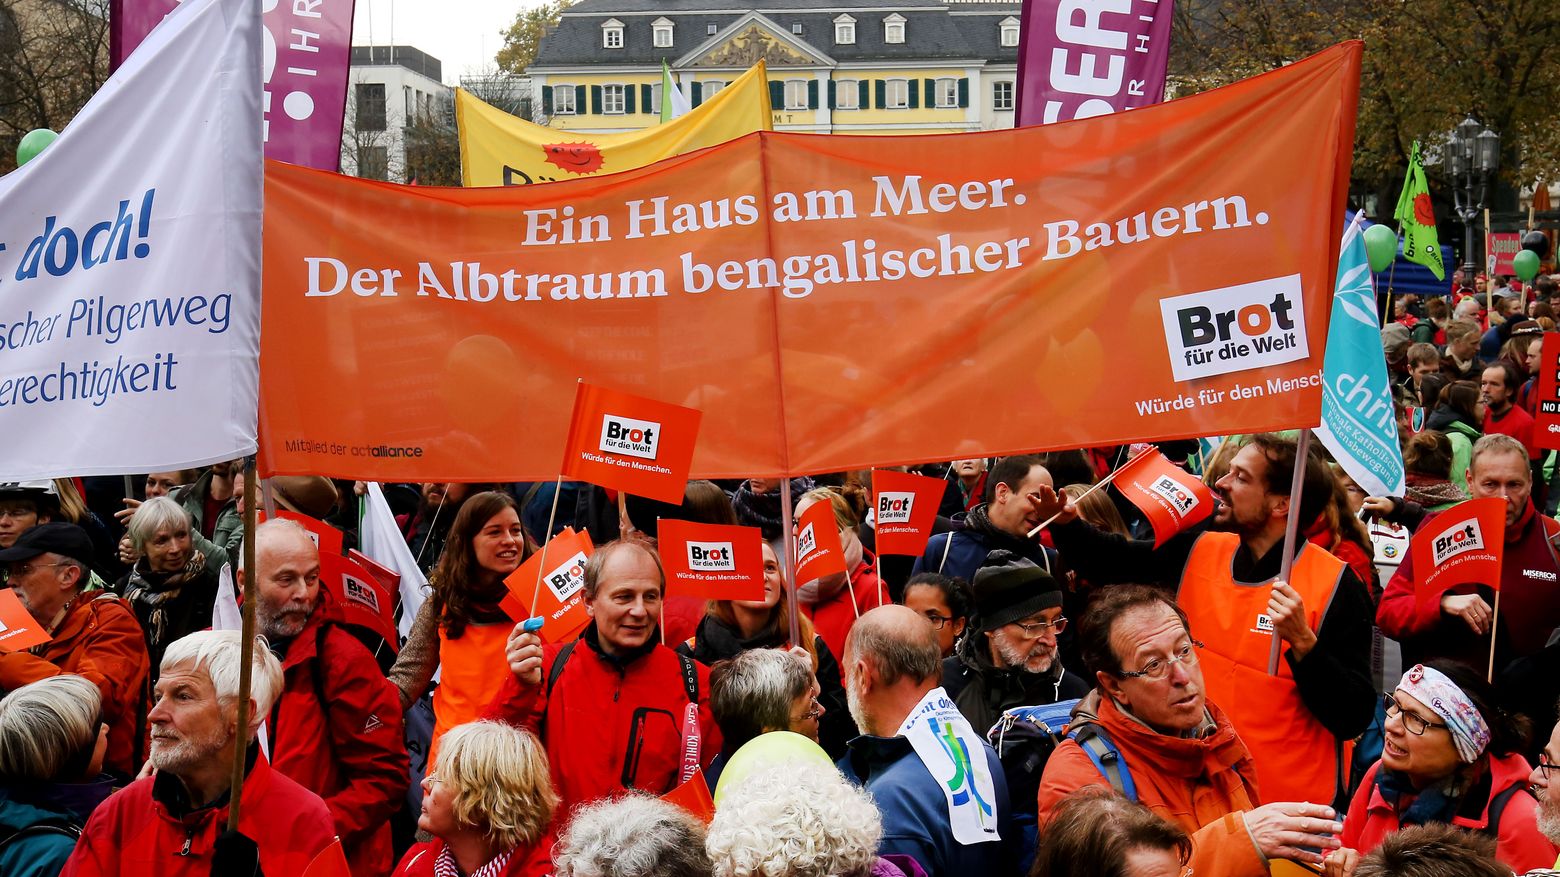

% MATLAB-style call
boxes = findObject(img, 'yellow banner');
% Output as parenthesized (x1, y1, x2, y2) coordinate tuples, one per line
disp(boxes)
(457, 63, 773, 187)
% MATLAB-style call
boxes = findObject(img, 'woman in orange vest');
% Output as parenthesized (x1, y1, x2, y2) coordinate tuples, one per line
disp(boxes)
(390, 491, 532, 763)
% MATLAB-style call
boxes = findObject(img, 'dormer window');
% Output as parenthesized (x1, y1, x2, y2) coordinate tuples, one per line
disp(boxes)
(1000, 16, 1020, 47)
(602, 18, 625, 49)
(834, 14, 855, 45)
(653, 17, 674, 48)
(883, 13, 905, 45)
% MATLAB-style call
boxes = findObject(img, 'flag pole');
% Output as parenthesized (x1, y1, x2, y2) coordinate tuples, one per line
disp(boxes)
(1268, 428, 1312, 676)
(528, 476, 565, 617)
(413, 484, 451, 569)
(1027, 446, 1154, 538)
(226, 455, 260, 831)
(780, 478, 802, 647)
(1486, 591, 1501, 684)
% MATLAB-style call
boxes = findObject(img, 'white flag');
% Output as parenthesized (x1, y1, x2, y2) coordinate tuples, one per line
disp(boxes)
(213, 563, 243, 632)
(360, 482, 431, 641)
(0, 0, 261, 479)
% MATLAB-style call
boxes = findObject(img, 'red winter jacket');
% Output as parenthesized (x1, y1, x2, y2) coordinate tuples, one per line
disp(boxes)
(808, 555, 890, 661)
(1342, 757, 1558, 873)
(393, 839, 553, 877)
(268, 604, 409, 877)
(482, 623, 720, 820)
(60, 751, 341, 877)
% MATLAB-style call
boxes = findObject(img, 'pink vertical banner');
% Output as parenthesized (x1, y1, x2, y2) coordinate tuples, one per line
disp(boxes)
(1014, 0, 1176, 127)
(112, 0, 355, 170)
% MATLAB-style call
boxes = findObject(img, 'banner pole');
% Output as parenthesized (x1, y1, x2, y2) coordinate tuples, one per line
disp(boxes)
(874, 552, 883, 608)
(529, 476, 565, 616)
(781, 478, 802, 648)
(226, 456, 260, 832)
(1486, 591, 1501, 684)
(1267, 428, 1313, 676)
(1027, 446, 1153, 538)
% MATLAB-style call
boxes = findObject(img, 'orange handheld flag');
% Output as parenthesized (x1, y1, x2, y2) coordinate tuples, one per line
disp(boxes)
(1114, 449, 1215, 546)
(872, 469, 946, 557)
(658, 519, 766, 601)
(505, 527, 595, 643)
(1410, 497, 1506, 604)
(300, 839, 352, 877)
(319, 553, 400, 651)
(661, 771, 716, 824)
(561, 382, 702, 504)
(257, 508, 345, 557)
(795, 499, 847, 584)
(0, 589, 50, 652)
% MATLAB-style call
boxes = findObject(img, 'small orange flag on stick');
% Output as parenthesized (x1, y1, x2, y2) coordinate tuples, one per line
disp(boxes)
(658, 519, 766, 601)
(871, 469, 946, 557)
(506, 527, 595, 643)
(795, 498, 847, 584)
(1114, 449, 1216, 546)
(561, 381, 702, 504)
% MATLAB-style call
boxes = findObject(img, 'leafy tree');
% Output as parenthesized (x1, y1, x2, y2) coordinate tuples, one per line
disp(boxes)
(0, 0, 109, 173)
(496, 0, 573, 74)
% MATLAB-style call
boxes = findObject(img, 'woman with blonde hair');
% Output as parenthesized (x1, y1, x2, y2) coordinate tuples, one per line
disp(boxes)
(793, 487, 888, 659)
(393, 721, 558, 877)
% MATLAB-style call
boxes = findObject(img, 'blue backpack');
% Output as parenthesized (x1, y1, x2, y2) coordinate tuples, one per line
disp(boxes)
(988, 700, 1138, 804)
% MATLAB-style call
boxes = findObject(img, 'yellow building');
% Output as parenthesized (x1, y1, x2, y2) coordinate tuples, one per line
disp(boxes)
(527, 0, 1022, 136)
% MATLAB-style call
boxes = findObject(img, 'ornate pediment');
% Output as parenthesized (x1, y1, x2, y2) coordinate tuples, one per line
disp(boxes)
(692, 24, 815, 68)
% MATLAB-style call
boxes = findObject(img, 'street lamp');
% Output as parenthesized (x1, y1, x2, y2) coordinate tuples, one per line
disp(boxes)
(1443, 116, 1500, 288)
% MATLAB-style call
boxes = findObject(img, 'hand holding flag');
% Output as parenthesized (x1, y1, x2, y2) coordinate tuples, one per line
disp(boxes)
(1113, 449, 1216, 546)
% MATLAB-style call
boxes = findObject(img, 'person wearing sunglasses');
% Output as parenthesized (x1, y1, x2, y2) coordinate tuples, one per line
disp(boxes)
(1327, 661, 1557, 877)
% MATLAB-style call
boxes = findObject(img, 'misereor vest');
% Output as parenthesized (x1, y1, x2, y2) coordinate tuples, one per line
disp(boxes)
(1179, 532, 1346, 807)
(431, 620, 514, 767)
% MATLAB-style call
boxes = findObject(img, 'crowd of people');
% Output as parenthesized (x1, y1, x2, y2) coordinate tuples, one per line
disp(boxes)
(1, 272, 1559, 877)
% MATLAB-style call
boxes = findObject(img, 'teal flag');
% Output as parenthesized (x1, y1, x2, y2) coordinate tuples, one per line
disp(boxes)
(1317, 216, 1406, 497)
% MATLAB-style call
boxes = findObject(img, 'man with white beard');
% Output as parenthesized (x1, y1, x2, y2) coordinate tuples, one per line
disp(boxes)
(1526, 714, 1560, 875)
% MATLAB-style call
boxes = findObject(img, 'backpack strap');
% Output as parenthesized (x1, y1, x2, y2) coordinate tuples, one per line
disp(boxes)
(1481, 781, 1528, 839)
(1069, 724, 1137, 802)
(937, 532, 954, 574)
(0, 819, 81, 855)
(546, 640, 578, 699)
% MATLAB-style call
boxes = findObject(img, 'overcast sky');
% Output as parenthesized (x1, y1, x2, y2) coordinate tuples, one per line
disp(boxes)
(352, 0, 548, 85)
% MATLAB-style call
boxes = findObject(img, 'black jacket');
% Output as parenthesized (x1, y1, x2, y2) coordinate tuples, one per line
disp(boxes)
(940, 634, 1090, 736)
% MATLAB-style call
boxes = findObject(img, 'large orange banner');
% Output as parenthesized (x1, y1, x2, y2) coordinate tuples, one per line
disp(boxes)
(260, 44, 1361, 480)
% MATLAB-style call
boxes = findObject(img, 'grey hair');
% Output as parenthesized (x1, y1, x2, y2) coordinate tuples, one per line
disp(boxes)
(582, 540, 665, 600)
(845, 608, 940, 686)
(0, 674, 101, 780)
(1469, 433, 1530, 478)
(128, 495, 193, 552)
(552, 794, 712, 877)
(237, 517, 315, 571)
(160, 630, 284, 729)
(706, 760, 881, 877)
(709, 649, 812, 750)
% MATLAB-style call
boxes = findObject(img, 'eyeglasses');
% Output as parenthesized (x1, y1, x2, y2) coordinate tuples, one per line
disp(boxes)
(1010, 617, 1067, 638)
(792, 697, 823, 723)
(1118, 641, 1204, 680)
(920, 611, 955, 630)
(1, 561, 66, 584)
(1383, 694, 1449, 736)
(1534, 753, 1557, 778)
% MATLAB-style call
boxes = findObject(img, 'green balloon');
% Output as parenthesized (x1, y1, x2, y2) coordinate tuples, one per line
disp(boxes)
(16, 128, 58, 167)
(1363, 224, 1398, 273)
(1513, 248, 1541, 282)
(713, 730, 834, 807)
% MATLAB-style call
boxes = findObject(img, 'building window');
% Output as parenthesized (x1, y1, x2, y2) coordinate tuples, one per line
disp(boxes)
(603, 84, 626, 114)
(553, 85, 577, 114)
(355, 83, 386, 132)
(1000, 17, 1020, 47)
(886, 78, 908, 109)
(701, 81, 725, 102)
(993, 80, 1014, 111)
(653, 17, 673, 47)
(358, 145, 388, 181)
(934, 78, 958, 108)
(707, 23, 718, 35)
(835, 79, 859, 109)
(884, 13, 905, 44)
(602, 19, 624, 48)
(784, 79, 808, 110)
(834, 14, 855, 44)
(651, 83, 663, 114)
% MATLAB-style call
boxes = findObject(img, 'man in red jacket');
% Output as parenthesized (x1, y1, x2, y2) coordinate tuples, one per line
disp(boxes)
(244, 518, 408, 877)
(487, 539, 720, 820)
(62, 629, 348, 876)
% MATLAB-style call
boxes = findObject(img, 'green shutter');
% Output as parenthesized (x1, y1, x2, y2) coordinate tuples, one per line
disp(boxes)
(575, 86, 587, 114)
(590, 85, 602, 114)
(541, 85, 553, 114)
(692, 82, 703, 108)
(808, 80, 819, 109)
(859, 80, 870, 109)
(907, 80, 918, 109)
(827, 80, 836, 109)
(958, 78, 969, 108)
(624, 85, 636, 114)
(875, 79, 885, 109)
(924, 79, 933, 106)
(769, 80, 784, 109)
(640, 84, 652, 110)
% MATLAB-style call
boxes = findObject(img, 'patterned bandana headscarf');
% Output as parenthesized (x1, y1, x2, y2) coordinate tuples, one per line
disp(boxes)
(1397, 664, 1491, 763)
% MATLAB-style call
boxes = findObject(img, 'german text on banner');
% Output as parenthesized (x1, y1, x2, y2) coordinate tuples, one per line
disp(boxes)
(1410, 498, 1506, 604)
(658, 519, 765, 601)
(1534, 334, 1560, 452)
(1014, 0, 1175, 126)
(457, 63, 773, 187)
(0, 0, 260, 480)
(561, 382, 702, 504)
(110, 0, 353, 171)
(1115, 449, 1214, 546)
(872, 469, 947, 556)
(795, 499, 846, 585)
(1316, 217, 1406, 498)
(505, 528, 594, 644)
(260, 44, 1362, 481)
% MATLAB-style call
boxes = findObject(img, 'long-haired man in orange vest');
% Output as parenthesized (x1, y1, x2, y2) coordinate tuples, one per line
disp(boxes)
(1031, 434, 1376, 810)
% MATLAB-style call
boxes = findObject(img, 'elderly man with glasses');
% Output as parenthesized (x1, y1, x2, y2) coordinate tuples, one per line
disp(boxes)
(1039, 585, 1347, 877)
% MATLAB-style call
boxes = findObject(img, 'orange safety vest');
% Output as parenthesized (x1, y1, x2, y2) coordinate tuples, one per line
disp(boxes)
(430, 619, 514, 767)
(1179, 531, 1347, 807)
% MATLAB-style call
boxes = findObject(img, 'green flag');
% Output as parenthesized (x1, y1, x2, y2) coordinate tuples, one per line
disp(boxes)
(1394, 141, 1445, 281)
(660, 60, 690, 123)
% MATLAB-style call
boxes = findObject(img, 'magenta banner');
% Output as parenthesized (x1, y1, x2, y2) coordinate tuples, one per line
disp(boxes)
(111, 0, 355, 170)
(1014, 0, 1175, 126)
